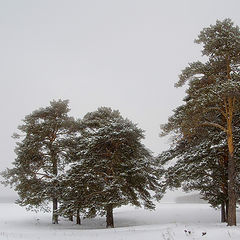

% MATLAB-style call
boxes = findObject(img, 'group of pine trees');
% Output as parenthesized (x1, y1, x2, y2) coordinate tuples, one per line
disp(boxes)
(160, 18, 240, 226)
(1, 18, 240, 227)
(1, 100, 163, 227)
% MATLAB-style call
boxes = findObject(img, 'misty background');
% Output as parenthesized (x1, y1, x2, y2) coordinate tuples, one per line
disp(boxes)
(1, 0, 240, 202)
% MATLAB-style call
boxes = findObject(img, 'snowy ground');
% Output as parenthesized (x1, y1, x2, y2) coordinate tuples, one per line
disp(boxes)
(0, 202, 240, 240)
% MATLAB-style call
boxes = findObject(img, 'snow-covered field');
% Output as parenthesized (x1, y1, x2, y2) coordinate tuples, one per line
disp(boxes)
(0, 202, 240, 240)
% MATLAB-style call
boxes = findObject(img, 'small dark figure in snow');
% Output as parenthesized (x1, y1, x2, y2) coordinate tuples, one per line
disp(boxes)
(184, 230, 191, 235)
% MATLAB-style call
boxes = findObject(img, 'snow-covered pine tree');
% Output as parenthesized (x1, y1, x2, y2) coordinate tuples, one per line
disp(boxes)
(64, 107, 164, 228)
(161, 19, 240, 226)
(1, 99, 79, 224)
(160, 124, 240, 223)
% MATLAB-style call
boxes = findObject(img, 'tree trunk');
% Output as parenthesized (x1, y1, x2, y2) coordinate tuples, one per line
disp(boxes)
(227, 152, 236, 226)
(76, 209, 81, 225)
(69, 214, 73, 221)
(106, 204, 114, 228)
(221, 202, 226, 223)
(226, 200, 229, 223)
(224, 58, 237, 226)
(226, 97, 236, 226)
(51, 149, 58, 224)
(52, 198, 58, 224)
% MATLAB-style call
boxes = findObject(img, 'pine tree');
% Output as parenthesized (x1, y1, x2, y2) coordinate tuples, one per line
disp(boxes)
(1, 99, 78, 224)
(161, 19, 240, 225)
(63, 107, 164, 228)
(160, 126, 229, 222)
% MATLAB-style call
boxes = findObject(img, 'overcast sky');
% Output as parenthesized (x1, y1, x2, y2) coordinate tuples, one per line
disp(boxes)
(1, 0, 240, 197)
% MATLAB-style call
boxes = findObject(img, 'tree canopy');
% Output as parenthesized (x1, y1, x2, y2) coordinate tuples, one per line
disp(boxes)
(1, 100, 79, 224)
(160, 19, 240, 226)
(60, 107, 164, 228)
(1, 103, 164, 228)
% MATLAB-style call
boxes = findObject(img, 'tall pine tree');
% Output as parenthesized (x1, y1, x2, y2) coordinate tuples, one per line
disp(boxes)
(161, 19, 240, 226)
(1, 100, 78, 224)
(64, 107, 164, 228)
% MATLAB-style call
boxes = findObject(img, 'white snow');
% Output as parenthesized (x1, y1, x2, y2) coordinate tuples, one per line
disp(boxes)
(0, 202, 240, 240)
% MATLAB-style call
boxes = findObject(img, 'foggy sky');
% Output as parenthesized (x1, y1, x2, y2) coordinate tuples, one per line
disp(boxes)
(1, 0, 240, 197)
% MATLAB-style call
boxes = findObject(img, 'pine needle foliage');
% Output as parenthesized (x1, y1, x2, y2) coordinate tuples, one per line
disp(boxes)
(61, 107, 164, 228)
(1, 100, 79, 224)
(160, 19, 240, 226)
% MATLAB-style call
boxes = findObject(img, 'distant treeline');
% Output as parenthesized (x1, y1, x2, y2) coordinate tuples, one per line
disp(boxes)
(175, 194, 207, 204)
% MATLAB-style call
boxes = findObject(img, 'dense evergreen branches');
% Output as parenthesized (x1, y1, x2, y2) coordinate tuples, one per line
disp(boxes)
(1, 103, 163, 228)
(160, 19, 240, 226)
